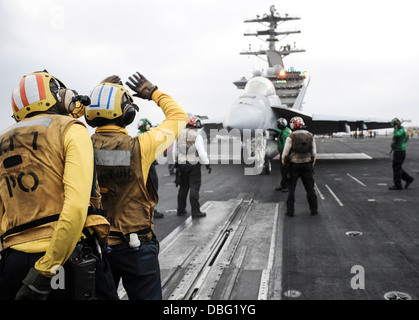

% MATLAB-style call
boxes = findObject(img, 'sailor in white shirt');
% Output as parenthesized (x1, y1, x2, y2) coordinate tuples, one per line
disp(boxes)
(173, 116, 211, 218)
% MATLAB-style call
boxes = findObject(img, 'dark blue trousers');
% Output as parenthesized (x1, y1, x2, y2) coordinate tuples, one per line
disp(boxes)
(107, 240, 162, 300)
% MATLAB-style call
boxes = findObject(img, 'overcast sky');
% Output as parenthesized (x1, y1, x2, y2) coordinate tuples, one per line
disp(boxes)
(1, 0, 419, 136)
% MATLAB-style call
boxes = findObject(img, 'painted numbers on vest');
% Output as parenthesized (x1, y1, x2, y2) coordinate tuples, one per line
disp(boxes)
(0, 131, 39, 155)
(1, 131, 40, 198)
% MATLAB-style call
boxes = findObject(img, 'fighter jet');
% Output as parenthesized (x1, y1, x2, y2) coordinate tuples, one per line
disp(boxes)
(220, 69, 392, 174)
(222, 75, 282, 175)
(203, 6, 391, 175)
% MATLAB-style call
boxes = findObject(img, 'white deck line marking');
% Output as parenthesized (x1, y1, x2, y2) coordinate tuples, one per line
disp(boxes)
(315, 183, 325, 200)
(347, 173, 366, 187)
(325, 184, 344, 207)
(316, 153, 372, 160)
(258, 203, 280, 300)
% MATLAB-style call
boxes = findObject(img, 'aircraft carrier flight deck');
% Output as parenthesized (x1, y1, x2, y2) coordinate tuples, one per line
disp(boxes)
(117, 134, 419, 300)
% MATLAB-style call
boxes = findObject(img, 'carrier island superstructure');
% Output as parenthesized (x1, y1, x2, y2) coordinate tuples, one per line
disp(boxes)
(233, 5, 309, 111)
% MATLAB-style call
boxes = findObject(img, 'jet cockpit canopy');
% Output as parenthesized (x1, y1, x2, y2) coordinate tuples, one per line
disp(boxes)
(244, 76, 276, 97)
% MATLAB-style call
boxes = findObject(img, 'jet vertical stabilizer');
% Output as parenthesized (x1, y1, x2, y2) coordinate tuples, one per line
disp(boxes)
(292, 75, 310, 111)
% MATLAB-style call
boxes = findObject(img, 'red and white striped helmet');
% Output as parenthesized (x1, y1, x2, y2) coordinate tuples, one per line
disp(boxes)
(11, 71, 64, 121)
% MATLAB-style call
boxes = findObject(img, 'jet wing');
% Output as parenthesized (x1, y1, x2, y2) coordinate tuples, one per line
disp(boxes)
(271, 106, 392, 134)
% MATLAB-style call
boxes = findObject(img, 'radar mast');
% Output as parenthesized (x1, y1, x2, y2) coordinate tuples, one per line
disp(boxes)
(234, 5, 309, 110)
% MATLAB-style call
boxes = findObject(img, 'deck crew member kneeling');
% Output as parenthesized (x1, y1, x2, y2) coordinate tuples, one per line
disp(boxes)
(282, 116, 318, 217)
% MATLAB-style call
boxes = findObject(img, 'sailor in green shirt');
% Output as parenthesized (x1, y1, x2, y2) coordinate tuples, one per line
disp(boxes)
(389, 117, 414, 190)
(269, 118, 292, 191)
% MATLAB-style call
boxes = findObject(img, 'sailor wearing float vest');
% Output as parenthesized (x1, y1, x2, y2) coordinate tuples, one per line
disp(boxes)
(85, 72, 188, 300)
(282, 116, 318, 217)
(0, 70, 115, 300)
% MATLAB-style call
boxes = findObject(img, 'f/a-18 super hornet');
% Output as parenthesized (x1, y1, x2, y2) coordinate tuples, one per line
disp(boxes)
(203, 5, 392, 174)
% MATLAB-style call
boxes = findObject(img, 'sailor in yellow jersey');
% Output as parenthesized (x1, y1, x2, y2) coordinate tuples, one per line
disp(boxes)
(0, 70, 116, 300)
(85, 72, 188, 300)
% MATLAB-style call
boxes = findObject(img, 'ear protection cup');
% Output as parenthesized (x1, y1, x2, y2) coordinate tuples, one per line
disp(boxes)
(121, 103, 139, 126)
(86, 83, 139, 127)
(55, 88, 78, 114)
(50, 74, 78, 115)
(120, 91, 139, 126)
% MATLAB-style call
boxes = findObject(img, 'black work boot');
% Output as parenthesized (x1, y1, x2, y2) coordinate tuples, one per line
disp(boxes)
(177, 210, 187, 216)
(192, 211, 206, 218)
(389, 185, 402, 190)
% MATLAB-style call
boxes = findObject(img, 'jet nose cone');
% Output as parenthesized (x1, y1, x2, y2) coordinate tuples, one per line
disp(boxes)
(223, 103, 261, 131)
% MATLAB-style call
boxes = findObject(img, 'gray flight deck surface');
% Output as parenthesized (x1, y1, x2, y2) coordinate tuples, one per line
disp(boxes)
(144, 135, 419, 300)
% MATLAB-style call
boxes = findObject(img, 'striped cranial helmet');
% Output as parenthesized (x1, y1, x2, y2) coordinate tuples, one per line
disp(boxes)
(11, 71, 65, 121)
(85, 82, 139, 127)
